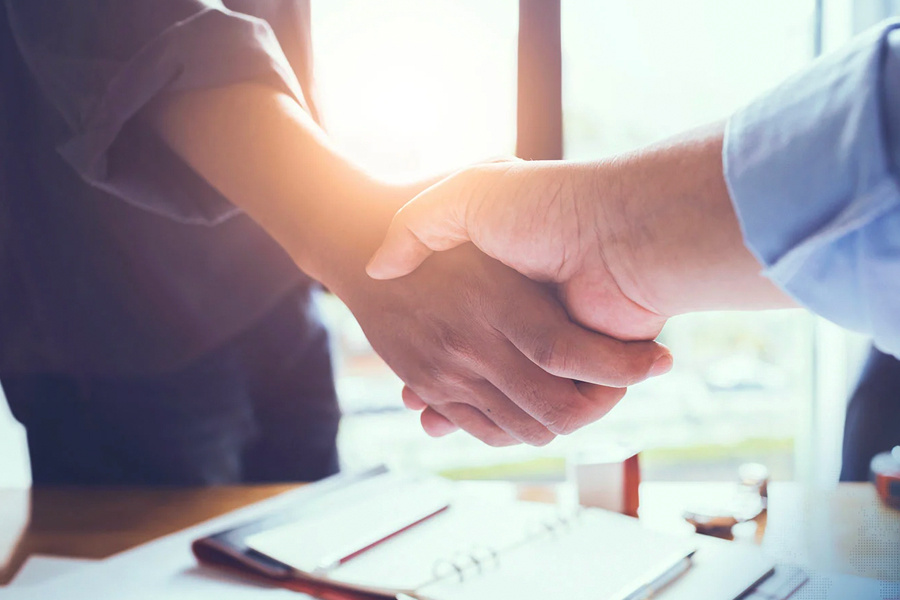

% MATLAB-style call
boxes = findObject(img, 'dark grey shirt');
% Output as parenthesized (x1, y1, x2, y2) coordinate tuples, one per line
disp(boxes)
(0, 0, 319, 376)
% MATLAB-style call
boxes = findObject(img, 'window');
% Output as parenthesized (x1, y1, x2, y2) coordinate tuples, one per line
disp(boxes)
(562, 0, 820, 481)
(311, 0, 518, 183)
(562, 1, 816, 160)
(311, 0, 523, 474)
(313, 0, 864, 483)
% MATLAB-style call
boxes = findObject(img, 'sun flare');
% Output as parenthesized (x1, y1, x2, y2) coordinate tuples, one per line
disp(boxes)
(312, 0, 518, 183)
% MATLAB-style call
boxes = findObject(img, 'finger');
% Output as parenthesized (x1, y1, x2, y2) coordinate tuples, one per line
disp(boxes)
(496, 289, 673, 387)
(479, 339, 626, 436)
(424, 402, 519, 447)
(420, 407, 459, 436)
(366, 176, 473, 280)
(401, 385, 428, 410)
(459, 379, 556, 446)
(520, 329, 672, 387)
(405, 386, 458, 434)
(575, 382, 629, 420)
(408, 351, 555, 444)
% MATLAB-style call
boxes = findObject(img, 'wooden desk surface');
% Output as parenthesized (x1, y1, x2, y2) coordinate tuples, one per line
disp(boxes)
(0, 484, 295, 585)
(1, 482, 898, 587)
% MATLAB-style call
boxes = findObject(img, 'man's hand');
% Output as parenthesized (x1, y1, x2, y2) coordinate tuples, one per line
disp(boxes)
(367, 122, 793, 340)
(340, 241, 672, 445)
(365, 160, 668, 342)
(150, 82, 674, 445)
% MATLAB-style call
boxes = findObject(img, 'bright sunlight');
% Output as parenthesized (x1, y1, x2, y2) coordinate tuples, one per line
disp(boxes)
(311, 0, 518, 183)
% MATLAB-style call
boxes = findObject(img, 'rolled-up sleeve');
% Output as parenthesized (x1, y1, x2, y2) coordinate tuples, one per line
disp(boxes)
(724, 19, 900, 358)
(5, 0, 311, 224)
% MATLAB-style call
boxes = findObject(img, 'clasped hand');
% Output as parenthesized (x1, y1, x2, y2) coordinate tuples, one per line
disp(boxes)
(364, 161, 673, 444)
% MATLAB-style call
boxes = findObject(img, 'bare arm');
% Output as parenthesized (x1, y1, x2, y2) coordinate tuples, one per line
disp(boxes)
(368, 122, 793, 343)
(148, 82, 672, 445)
(150, 82, 396, 293)
(591, 121, 794, 319)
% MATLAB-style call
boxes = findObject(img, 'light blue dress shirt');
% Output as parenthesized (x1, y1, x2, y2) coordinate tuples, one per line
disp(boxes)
(724, 20, 900, 359)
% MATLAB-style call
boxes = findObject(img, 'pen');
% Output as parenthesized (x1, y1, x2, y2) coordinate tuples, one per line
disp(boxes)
(621, 553, 694, 600)
(315, 502, 450, 572)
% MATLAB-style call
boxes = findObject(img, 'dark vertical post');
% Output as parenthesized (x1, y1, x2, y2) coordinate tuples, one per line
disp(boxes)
(516, 0, 564, 160)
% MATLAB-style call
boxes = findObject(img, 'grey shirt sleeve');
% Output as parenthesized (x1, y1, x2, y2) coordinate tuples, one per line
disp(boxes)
(5, 0, 312, 224)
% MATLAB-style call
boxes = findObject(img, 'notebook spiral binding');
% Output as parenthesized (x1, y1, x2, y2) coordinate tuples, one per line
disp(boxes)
(430, 510, 582, 583)
(432, 546, 498, 583)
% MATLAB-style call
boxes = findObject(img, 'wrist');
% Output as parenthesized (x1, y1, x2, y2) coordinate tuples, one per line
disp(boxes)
(593, 121, 792, 317)
(288, 179, 426, 301)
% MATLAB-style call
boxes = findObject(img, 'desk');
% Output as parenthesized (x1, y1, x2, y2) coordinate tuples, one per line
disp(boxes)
(0, 485, 294, 585)
(1, 482, 898, 587)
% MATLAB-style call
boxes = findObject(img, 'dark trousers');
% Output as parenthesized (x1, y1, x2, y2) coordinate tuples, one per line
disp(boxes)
(840, 346, 900, 482)
(4, 290, 341, 485)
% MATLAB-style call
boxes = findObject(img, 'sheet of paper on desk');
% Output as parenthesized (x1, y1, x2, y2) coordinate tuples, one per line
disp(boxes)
(248, 481, 551, 591)
(246, 474, 455, 580)
(8, 555, 94, 588)
(414, 509, 695, 600)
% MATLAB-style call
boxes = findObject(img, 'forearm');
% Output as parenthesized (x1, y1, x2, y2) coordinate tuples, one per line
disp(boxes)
(593, 122, 795, 317)
(148, 82, 672, 446)
(149, 82, 403, 295)
(720, 22, 900, 355)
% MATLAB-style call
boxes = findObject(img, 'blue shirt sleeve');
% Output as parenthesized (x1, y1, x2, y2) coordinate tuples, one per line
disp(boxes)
(5, 0, 313, 225)
(724, 19, 900, 358)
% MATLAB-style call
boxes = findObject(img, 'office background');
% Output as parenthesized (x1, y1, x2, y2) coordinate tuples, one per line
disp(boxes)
(0, 0, 896, 489)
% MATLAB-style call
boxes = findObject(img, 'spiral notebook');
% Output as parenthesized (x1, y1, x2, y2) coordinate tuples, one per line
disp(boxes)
(192, 468, 774, 600)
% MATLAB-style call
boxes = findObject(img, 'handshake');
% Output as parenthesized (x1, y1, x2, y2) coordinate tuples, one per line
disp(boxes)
(155, 86, 790, 449)
(359, 122, 790, 446)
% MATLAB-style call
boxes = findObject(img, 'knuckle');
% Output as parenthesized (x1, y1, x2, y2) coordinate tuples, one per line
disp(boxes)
(611, 350, 647, 387)
(437, 322, 479, 363)
(541, 393, 588, 436)
(531, 334, 569, 375)
(507, 376, 543, 411)
(489, 433, 519, 447)
(546, 413, 579, 436)
(522, 427, 556, 447)
(476, 427, 513, 447)
(454, 166, 484, 201)
(418, 364, 468, 395)
(542, 407, 577, 436)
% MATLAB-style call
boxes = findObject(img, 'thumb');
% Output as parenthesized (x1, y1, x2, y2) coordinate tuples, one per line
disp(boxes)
(366, 175, 473, 280)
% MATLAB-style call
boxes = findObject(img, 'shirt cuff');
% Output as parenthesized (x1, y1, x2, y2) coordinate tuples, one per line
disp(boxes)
(723, 20, 900, 338)
(57, 7, 311, 225)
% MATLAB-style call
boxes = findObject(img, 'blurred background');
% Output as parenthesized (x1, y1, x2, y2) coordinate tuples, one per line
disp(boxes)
(1, 0, 895, 489)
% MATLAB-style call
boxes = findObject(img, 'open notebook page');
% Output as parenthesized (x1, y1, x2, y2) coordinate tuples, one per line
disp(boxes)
(324, 494, 553, 590)
(249, 478, 554, 592)
(415, 510, 696, 600)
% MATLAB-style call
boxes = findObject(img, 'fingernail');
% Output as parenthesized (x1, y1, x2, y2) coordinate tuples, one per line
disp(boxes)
(365, 254, 385, 279)
(649, 354, 674, 377)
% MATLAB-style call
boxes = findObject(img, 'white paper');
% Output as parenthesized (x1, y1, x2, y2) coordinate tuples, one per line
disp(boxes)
(8, 556, 93, 588)
(247, 475, 453, 575)
(417, 509, 696, 600)
(322, 494, 552, 591)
